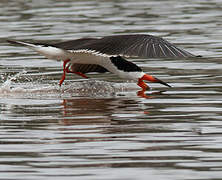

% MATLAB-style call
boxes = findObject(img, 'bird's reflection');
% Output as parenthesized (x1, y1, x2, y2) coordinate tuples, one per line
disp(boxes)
(60, 90, 165, 125)
(137, 90, 165, 98)
(61, 98, 113, 125)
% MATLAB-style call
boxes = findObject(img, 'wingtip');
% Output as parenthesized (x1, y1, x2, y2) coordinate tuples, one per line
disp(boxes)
(7, 39, 25, 46)
(7, 39, 18, 45)
(7, 40, 37, 48)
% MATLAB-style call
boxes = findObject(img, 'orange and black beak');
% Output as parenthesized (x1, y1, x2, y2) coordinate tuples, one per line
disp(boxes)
(138, 74, 171, 91)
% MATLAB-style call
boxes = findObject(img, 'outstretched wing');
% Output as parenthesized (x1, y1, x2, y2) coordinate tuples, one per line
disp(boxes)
(53, 38, 97, 50)
(53, 34, 196, 58)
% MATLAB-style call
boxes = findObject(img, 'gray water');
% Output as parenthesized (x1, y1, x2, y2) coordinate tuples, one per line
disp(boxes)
(0, 0, 222, 180)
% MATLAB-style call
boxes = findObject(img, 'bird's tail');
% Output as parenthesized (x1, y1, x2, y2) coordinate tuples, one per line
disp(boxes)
(7, 40, 38, 48)
(7, 40, 70, 61)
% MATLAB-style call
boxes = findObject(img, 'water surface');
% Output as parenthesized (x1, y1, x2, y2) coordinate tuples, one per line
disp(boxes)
(0, 0, 222, 179)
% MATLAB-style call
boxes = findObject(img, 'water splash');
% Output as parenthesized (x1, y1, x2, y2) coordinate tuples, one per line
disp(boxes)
(0, 72, 138, 98)
(0, 70, 27, 94)
(62, 80, 136, 97)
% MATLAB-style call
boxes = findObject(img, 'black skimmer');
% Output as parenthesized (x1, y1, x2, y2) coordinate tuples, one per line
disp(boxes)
(8, 34, 197, 91)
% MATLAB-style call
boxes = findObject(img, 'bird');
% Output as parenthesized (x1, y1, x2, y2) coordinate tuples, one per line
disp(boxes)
(7, 34, 197, 91)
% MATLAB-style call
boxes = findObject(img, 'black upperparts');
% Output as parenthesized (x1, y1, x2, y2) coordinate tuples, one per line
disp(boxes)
(110, 56, 142, 72)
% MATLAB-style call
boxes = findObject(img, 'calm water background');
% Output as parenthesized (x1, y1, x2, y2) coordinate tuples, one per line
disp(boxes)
(0, 0, 222, 179)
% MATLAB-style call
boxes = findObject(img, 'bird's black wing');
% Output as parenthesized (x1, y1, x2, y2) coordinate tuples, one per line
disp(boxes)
(53, 34, 196, 58)
(53, 38, 97, 50)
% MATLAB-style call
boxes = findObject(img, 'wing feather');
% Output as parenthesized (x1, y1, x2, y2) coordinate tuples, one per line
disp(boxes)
(54, 38, 97, 50)
(53, 34, 197, 58)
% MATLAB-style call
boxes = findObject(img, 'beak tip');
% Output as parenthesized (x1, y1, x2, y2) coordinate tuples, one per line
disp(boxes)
(155, 78, 171, 88)
(167, 84, 172, 88)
